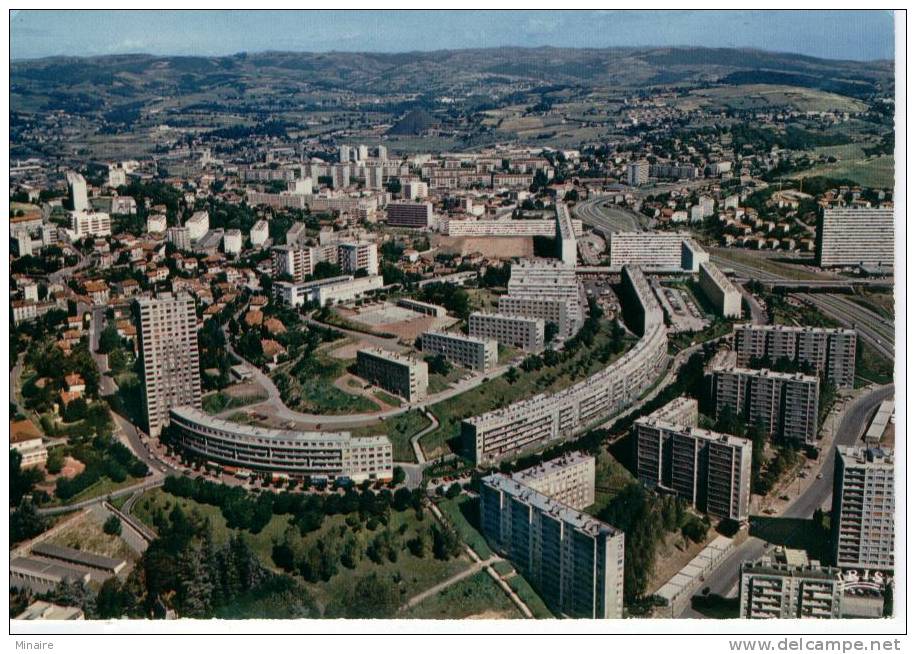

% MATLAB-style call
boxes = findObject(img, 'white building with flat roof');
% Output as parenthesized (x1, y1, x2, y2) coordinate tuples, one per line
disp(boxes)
(356, 348, 428, 402)
(816, 206, 894, 269)
(421, 331, 497, 372)
(698, 261, 742, 318)
(186, 210, 209, 241)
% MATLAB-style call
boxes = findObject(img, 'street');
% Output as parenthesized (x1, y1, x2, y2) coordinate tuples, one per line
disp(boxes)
(677, 382, 894, 617)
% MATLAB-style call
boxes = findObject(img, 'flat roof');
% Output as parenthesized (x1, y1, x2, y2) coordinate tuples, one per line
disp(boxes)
(31, 542, 125, 572)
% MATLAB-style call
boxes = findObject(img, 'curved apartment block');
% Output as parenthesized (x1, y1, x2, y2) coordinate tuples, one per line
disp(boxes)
(462, 266, 668, 465)
(169, 406, 393, 482)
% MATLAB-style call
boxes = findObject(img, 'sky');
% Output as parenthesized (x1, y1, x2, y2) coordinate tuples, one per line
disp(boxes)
(10, 10, 896, 62)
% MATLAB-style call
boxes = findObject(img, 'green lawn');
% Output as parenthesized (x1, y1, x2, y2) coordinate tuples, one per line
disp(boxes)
(403, 570, 521, 619)
(420, 323, 632, 459)
(787, 155, 894, 189)
(491, 560, 514, 576)
(132, 487, 472, 616)
(373, 390, 402, 407)
(202, 390, 268, 415)
(57, 475, 145, 507)
(587, 449, 637, 516)
(271, 349, 378, 415)
(350, 409, 431, 463)
(506, 573, 554, 619)
(436, 495, 493, 560)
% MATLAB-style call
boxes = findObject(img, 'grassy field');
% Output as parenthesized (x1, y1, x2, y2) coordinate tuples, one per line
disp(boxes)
(350, 409, 431, 463)
(373, 390, 402, 407)
(505, 573, 554, 619)
(271, 349, 378, 415)
(687, 85, 868, 113)
(435, 495, 493, 560)
(847, 290, 895, 321)
(201, 390, 267, 415)
(402, 569, 521, 619)
(132, 487, 473, 616)
(586, 449, 636, 517)
(420, 323, 631, 459)
(47, 511, 138, 563)
(787, 155, 894, 189)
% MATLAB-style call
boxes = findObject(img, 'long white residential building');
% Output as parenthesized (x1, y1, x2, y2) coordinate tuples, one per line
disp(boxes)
(70, 211, 111, 238)
(169, 406, 392, 482)
(608, 232, 709, 272)
(555, 203, 577, 265)
(443, 218, 584, 237)
(463, 266, 668, 465)
(816, 206, 894, 269)
(468, 312, 545, 352)
(272, 274, 384, 307)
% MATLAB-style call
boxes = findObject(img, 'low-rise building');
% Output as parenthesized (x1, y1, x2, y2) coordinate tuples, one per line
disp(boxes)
(169, 406, 392, 482)
(739, 552, 843, 619)
(421, 331, 497, 371)
(468, 312, 544, 352)
(272, 274, 384, 307)
(356, 348, 428, 402)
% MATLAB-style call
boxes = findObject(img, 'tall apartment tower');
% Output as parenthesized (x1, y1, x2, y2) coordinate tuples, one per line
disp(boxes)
(626, 161, 649, 187)
(831, 447, 895, 570)
(480, 473, 625, 619)
(733, 324, 857, 389)
(338, 144, 351, 163)
(136, 293, 202, 437)
(66, 171, 89, 212)
(709, 367, 820, 444)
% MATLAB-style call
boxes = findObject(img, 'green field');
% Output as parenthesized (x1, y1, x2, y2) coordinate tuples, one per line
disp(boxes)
(687, 85, 868, 113)
(788, 155, 894, 189)
(350, 409, 431, 463)
(201, 390, 267, 415)
(271, 349, 378, 415)
(505, 573, 554, 619)
(403, 570, 522, 619)
(586, 449, 637, 516)
(132, 487, 473, 616)
(436, 495, 493, 560)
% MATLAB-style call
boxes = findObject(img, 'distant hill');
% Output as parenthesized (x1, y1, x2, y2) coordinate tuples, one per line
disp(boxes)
(387, 108, 437, 135)
(11, 47, 894, 107)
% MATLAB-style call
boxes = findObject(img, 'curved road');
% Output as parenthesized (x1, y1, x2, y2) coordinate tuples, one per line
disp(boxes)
(678, 382, 894, 617)
(574, 196, 648, 234)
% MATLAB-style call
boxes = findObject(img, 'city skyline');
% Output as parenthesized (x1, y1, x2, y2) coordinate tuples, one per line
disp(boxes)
(11, 10, 895, 61)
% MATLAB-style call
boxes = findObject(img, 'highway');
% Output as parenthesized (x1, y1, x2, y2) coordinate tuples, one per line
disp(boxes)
(796, 293, 895, 360)
(678, 383, 894, 617)
(573, 196, 648, 234)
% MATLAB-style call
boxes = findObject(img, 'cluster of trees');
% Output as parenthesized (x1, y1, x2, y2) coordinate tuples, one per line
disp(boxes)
(22, 340, 101, 412)
(161, 474, 425, 537)
(598, 483, 705, 605)
(55, 437, 149, 500)
(101, 504, 314, 619)
(417, 282, 471, 320)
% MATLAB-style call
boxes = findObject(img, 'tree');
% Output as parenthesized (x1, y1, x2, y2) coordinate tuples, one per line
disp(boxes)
(97, 324, 122, 354)
(332, 572, 401, 618)
(11, 498, 49, 545)
(11, 448, 45, 506)
(425, 354, 451, 376)
(544, 322, 560, 343)
(391, 466, 406, 487)
(504, 366, 520, 384)
(103, 515, 123, 536)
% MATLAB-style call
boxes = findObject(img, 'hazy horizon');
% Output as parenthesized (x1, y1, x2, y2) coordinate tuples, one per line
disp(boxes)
(11, 10, 896, 62)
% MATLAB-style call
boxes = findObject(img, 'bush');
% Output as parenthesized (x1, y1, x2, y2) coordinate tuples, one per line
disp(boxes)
(103, 515, 122, 536)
